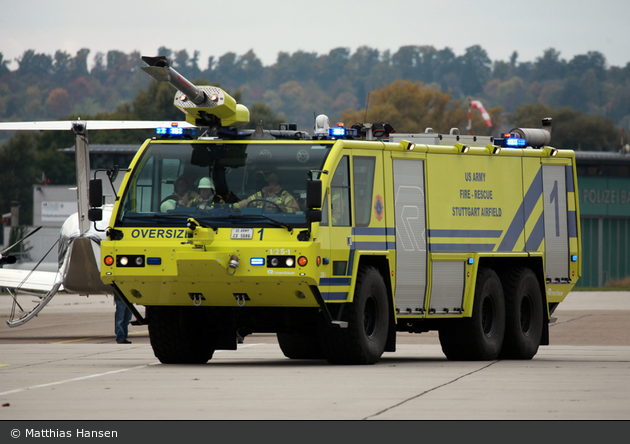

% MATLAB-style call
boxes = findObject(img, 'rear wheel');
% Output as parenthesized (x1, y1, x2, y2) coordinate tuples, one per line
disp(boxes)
(319, 266, 389, 365)
(148, 306, 215, 364)
(499, 267, 543, 360)
(439, 267, 505, 360)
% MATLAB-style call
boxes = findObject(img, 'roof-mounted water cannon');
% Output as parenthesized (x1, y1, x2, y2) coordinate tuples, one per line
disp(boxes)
(141, 56, 249, 129)
(495, 117, 553, 149)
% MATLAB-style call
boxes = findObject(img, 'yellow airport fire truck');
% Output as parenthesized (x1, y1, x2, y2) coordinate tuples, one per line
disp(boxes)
(91, 56, 581, 364)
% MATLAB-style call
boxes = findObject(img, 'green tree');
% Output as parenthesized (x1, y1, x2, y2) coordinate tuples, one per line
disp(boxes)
(315, 47, 351, 88)
(340, 80, 470, 134)
(457, 45, 492, 95)
(510, 103, 622, 151)
(0, 132, 41, 224)
(531, 48, 566, 81)
(244, 102, 286, 130)
(268, 51, 319, 88)
(16, 50, 53, 77)
(0, 52, 9, 77)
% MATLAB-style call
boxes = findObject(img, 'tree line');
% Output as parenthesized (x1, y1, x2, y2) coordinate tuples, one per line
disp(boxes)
(2, 45, 629, 131)
(1, 44, 629, 224)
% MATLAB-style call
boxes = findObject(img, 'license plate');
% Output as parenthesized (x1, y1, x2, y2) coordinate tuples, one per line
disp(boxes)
(231, 228, 253, 239)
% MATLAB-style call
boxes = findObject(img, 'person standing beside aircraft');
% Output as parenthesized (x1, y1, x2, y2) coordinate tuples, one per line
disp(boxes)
(114, 293, 133, 344)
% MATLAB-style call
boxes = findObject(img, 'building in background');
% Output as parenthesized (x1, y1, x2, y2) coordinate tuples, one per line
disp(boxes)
(575, 151, 630, 287)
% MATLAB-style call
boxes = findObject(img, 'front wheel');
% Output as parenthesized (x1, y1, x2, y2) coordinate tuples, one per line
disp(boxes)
(148, 306, 215, 364)
(277, 331, 325, 359)
(439, 267, 505, 360)
(319, 266, 390, 365)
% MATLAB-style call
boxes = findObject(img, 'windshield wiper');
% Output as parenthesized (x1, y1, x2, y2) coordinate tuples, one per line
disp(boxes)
(229, 214, 293, 231)
(124, 213, 191, 221)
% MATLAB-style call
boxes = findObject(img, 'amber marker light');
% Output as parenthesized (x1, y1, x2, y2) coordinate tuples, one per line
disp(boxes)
(104, 255, 114, 266)
(298, 256, 308, 267)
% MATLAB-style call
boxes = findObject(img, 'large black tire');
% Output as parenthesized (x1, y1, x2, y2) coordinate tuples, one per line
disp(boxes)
(439, 267, 505, 360)
(319, 266, 389, 365)
(499, 267, 544, 360)
(277, 331, 325, 359)
(148, 306, 215, 364)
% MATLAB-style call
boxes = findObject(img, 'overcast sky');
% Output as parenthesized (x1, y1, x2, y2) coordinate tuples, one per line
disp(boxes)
(1, 0, 629, 70)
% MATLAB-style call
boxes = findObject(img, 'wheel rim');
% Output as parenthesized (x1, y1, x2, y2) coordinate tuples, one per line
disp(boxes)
(481, 295, 495, 337)
(364, 294, 378, 339)
(520, 295, 533, 336)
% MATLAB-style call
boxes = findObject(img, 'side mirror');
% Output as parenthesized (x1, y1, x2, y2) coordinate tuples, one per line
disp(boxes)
(306, 209, 322, 223)
(306, 179, 322, 209)
(89, 179, 103, 208)
(88, 208, 103, 222)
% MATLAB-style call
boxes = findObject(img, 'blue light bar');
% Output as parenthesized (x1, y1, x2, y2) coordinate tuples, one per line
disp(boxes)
(147, 257, 161, 265)
(571, 255, 578, 262)
(467, 257, 474, 265)
(506, 137, 526, 147)
(155, 126, 195, 138)
(329, 127, 347, 137)
(250, 257, 265, 266)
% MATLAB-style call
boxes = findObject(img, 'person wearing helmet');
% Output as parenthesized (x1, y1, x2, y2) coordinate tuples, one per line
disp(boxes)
(188, 177, 220, 209)
(234, 169, 299, 213)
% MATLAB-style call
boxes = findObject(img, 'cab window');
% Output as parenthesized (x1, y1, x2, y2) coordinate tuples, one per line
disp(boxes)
(353, 156, 375, 227)
(331, 156, 351, 227)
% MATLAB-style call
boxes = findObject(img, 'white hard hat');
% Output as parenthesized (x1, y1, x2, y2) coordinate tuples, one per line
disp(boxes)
(198, 177, 214, 189)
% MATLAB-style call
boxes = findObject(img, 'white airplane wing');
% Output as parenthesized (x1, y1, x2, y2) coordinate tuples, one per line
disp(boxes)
(0, 120, 196, 131)
(0, 267, 64, 328)
(0, 268, 62, 292)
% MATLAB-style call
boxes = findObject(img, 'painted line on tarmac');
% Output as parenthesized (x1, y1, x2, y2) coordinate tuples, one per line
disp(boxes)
(50, 330, 149, 344)
(0, 363, 159, 397)
(51, 338, 101, 344)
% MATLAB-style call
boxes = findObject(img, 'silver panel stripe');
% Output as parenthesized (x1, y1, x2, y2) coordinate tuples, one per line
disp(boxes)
(393, 159, 427, 313)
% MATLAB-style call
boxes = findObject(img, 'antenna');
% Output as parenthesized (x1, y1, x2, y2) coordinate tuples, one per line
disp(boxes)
(364, 93, 371, 123)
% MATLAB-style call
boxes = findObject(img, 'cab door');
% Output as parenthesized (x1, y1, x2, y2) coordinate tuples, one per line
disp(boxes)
(318, 155, 353, 301)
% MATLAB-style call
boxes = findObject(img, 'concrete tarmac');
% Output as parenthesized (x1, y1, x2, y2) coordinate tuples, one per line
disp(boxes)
(0, 291, 629, 420)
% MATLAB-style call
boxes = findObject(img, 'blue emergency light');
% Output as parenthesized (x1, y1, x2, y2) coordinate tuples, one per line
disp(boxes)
(250, 257, 265, 266)
(156, 126, 195, 138)
(328, 127, 357, 138)
(505, 137, 526, 147)
(494, 133, 527, 148)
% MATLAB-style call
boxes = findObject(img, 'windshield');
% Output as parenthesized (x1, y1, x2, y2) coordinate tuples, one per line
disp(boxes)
(117, 141, 332, 229)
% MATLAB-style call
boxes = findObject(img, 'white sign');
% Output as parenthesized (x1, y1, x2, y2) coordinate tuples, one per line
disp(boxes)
(41, 201, 77, 222)
(231, 228, 253, 239)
